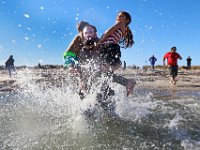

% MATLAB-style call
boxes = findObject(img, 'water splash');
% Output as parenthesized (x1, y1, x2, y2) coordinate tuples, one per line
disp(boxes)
(0, 68, 200, 149)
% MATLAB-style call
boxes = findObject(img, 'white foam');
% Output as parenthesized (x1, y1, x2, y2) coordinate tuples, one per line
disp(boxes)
(168, 113, 183, 129)
(181, 139, 200, 150)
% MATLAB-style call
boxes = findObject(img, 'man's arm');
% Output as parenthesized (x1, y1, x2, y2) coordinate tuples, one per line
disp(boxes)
(163, 57, 166, 65)
(178, 53, 182, 60)
(149, 57, 151, 61)
(163, 52, 169, 65)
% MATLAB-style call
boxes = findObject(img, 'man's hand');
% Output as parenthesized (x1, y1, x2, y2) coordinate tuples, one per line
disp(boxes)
(163, 62, 166, 66)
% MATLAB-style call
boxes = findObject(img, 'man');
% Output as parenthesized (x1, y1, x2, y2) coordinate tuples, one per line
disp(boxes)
(123, 61, 126, 70)
(149, 55, 157, 71)
(163, 47, 182, 85)
(186, 56, 192, 70)
(5, 55, 15, 77)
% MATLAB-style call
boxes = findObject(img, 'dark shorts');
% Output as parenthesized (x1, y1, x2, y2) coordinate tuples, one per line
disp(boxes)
(100, 44, 121, 66)
(169, 66, 178, 76)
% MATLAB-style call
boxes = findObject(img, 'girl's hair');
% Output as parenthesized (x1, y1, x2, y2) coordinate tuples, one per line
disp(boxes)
(119, 11, 134, 48)
(77, 21, 90, 33)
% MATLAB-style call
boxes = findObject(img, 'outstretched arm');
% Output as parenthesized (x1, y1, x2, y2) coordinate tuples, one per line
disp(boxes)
(163, 57, 166, 66)
(98, 22, 124, 44)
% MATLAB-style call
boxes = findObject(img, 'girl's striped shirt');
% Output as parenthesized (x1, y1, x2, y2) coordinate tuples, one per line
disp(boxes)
(102, 29, 123, 45)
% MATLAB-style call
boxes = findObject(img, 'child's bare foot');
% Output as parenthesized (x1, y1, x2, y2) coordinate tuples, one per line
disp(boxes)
(126, 79, 136, 97)
(170, 79, 173, 84)
(173, 80, 176, 85)
(170, 79, 176, 85)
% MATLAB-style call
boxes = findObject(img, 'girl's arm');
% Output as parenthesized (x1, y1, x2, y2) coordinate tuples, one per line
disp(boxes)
(98, 22, 124, 44)
(66, 34, 83, 56)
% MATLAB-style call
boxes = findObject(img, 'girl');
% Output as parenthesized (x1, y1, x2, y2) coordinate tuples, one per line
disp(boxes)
(97, 11, 135, 96)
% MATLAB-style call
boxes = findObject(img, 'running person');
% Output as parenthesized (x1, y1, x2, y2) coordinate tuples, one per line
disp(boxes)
(149, 55, 157, 71)
(163, 46, 182, 85)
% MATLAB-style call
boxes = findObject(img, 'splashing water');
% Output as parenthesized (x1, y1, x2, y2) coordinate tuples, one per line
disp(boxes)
(0, 68, 200, 149)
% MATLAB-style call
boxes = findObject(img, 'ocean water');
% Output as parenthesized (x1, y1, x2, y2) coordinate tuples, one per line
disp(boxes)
(0, 70, 200, 150)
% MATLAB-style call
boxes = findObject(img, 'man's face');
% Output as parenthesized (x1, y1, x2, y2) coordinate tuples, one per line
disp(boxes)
(171, 48, 176, 52)
(83, 26, 97, 41)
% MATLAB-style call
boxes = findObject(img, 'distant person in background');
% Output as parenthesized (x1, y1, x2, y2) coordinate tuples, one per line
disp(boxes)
(186, 56, 192, 70)
(5, 55, 15, 77)
(149, 55, 157, 71)
(123, 61, 126, 70)
(163, 47, 182, 85)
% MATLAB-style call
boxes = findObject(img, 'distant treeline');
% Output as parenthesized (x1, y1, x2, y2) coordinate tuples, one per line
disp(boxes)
(0, 64, 63, 70)
(143, 65, 200, 70)
(0, 65, 200, 70)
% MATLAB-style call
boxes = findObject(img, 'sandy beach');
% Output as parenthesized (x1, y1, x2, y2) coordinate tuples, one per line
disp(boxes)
(1, 67, 199, 97)
(116, 67, 200, 91)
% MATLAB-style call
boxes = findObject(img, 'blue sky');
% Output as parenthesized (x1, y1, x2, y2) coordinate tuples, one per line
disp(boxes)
(0, 0, 200, 67)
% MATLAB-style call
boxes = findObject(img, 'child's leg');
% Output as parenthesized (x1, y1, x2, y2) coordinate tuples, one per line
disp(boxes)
(112, 74, 128, 86)
(172, 75, 177, 85)
(112, 74, 136, 96)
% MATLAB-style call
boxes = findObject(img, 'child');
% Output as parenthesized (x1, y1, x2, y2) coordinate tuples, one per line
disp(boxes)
(97, 11, 135, 96)
(163, 46, 182, 85)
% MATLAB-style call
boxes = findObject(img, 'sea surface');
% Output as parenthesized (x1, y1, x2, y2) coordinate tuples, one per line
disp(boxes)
(0, 71, 200, 150)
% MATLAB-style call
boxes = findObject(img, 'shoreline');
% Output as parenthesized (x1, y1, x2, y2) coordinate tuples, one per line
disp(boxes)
(0, 68, 200, 96)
